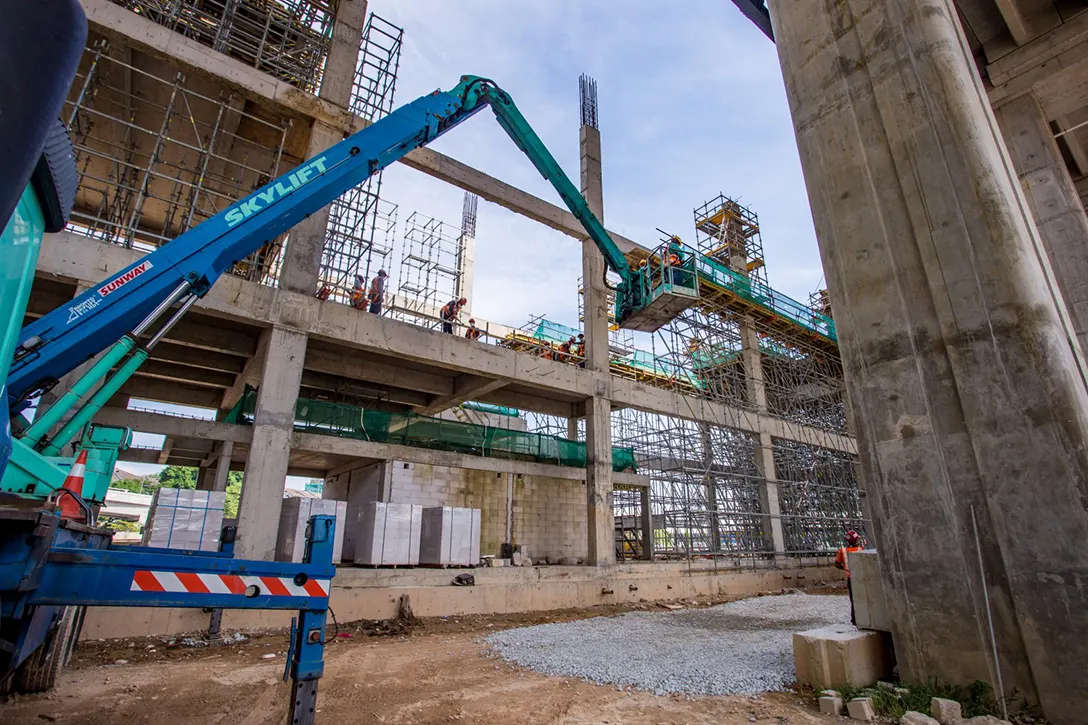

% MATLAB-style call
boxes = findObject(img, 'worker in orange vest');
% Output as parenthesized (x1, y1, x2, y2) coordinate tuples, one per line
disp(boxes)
(835, 529, 864, 625)
(465, 318, 482, 340)
(440, 297, 466, 334)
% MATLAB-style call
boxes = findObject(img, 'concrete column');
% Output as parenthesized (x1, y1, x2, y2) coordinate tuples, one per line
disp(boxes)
(196, 466, 212, 491)
(318, 0, 368, 107)
(235, 326, 307, 559)
(278, 121, 345, 295)
(739, 317, 785, 553)
(996, 92, 1088, 358)
(579, 121, 614, 567)
(583, 395, 614, 566)
(278, 0, 366, 295)
(213, 440, 234, 493)
(639, 485, 654, 561)
(768, 1, 1088, 719)
(566, 417, 579, 440)
(456, 231, 475, 315)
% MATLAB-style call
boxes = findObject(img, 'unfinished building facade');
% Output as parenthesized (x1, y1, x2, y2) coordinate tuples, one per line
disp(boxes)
(29, 0, 861, 637)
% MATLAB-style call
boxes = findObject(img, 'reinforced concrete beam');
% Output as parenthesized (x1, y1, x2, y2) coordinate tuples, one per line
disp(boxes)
(150, 342, 246, 375)
(93, 407, 253, 444)
(135, 360, 235, 389)
(117, 378, 223, 409)
(304, 344, 453, 396)
(413, 373, 507, 416)
(292, 431, 650, 487)
(299, 370, 431, 408)
(36, 232, 856, 454)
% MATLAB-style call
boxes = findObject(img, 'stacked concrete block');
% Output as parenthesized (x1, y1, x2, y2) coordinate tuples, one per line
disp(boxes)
(275, 498, 347, 564)
(353, 502, 422, 566)
(792, 624, 892, 689)
(419, 506, 481, 567)
(142, 489, 225, 552)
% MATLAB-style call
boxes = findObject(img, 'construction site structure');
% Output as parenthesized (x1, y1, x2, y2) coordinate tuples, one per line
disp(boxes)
(25, 0, 863, 650)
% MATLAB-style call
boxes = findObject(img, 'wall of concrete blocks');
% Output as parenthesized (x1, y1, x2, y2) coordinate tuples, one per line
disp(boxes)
(326, 460, 589, 562)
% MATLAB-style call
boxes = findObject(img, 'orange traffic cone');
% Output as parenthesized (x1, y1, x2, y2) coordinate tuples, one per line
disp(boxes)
(57, 449, 88, 522)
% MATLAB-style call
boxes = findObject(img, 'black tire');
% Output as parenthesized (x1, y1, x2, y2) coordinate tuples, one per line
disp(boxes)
(13, 607, 78, 694)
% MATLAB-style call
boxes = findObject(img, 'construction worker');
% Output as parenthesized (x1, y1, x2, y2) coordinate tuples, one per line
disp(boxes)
(555, 337, 571, 363)
(440, 297, 466, 334)
(835, 530, 864, 625)
(350, 274, 368, 310)
(367, 269, 388, 315)
(465, 318, 482, 340)
(574, 333, 585, 367)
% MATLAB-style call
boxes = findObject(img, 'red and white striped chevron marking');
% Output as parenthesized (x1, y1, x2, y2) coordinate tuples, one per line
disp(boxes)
(130, 570, 330, 598)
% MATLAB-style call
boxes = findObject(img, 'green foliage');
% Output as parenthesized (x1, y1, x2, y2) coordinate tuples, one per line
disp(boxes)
(832, 680, 1001, 720)
(100, 516, 141, 533)
(225, 472, 243, 519)
(111, 477, 153, 494)
(158, 465, 197, 489)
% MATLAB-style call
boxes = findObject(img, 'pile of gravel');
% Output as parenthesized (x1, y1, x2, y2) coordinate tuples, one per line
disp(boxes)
(486, 592, 850, 696)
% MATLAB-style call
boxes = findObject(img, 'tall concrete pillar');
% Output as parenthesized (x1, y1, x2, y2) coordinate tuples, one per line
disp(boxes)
(995, 92, 1088, 359)
(279, 0, 367, 295)
(235, 326, 307, 559)
(739, 319, 785, 553)
(767, 1, 1088, 720)
(213, 440, 234, 493)
(579, 97, 614, 567)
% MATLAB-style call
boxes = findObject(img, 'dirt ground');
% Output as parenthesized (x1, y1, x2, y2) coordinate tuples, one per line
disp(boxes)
(1, 588, 843, 725)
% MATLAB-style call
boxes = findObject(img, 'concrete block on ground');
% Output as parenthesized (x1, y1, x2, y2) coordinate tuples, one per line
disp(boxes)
(793, 624, 892, 689)
(901, 713, 939, 725)
(961, 717, 1010, 725)
(848, 550, 890, 631)
(419, 506, 481, 567)
(846, 697, 875, 721)
(352, 502, 422, 566)
(275, 498, 347, 563)
(819, 696, 844, 716)
(930, 698, 961, 725)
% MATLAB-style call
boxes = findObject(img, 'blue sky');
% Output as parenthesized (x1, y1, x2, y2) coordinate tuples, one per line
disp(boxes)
(372, 0, 823, 330)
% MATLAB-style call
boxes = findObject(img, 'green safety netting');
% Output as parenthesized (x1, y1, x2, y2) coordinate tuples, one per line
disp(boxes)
(532, 319, 580, 344)
(226, 387, 636, 473)
(461, 401, 520, 417)
(693, 253, 837, 343)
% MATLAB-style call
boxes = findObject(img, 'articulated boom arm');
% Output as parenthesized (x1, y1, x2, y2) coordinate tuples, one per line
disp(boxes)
(9, 76, 630, 411)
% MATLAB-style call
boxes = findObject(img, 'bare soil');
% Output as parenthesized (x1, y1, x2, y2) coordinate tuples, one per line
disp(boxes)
(1, 586, 842, 725)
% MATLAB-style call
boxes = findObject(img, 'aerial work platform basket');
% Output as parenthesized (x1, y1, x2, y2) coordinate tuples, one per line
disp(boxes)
(619, 241, 700, 332)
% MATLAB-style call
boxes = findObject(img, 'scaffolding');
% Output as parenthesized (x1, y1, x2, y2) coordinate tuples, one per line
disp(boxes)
(392, 212, 467, 327)
(63, 39, 291, 282)
(109, 0, 333, 93)
(316, 13, 404, 303)
(602, 195, 862, 560)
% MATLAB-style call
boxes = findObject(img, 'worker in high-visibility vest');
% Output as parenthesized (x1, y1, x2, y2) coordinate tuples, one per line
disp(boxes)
(440, 297, 466, 334)
(366, 269, 388, 315)
(350, 274, 368, 310)
(465, 318, 482, 340)
(835, 530, 864, 625)
(573, 333, 585, 368)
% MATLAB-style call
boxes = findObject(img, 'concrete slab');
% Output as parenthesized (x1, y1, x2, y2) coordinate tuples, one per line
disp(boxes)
(848, 550, 890, 632)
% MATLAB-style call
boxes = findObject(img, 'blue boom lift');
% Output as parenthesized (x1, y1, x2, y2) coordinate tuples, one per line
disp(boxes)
(1, 2, 691, 720)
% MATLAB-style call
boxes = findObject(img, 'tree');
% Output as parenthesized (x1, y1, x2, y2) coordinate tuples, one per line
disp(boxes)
(111, 477, 152, 494)
(158, 465, 197, 490)
(224, 471, 243, 518)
